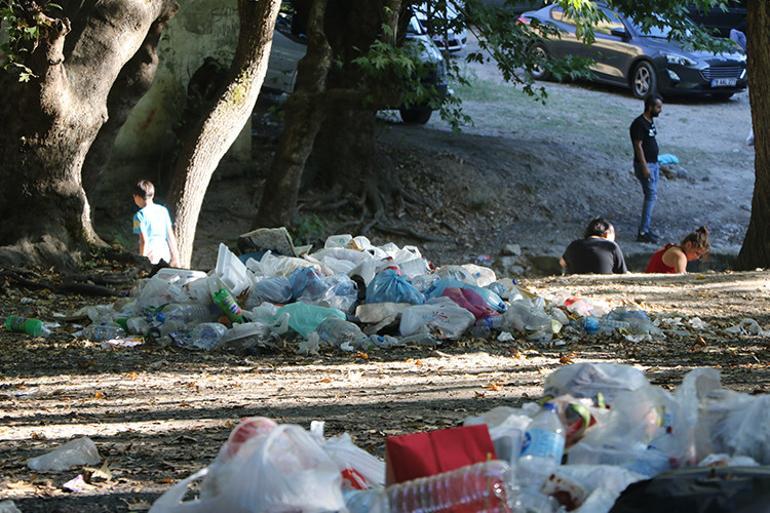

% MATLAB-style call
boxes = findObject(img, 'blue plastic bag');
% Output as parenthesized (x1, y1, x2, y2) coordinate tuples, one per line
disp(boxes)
(366, 269, 424, 305)
(289, 267, 327, 300)
(246, 277, 293, 308)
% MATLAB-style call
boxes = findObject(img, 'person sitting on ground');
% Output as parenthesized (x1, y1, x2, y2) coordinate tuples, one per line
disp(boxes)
(560, 218, 628, 274)
(644, 226, 710, 274)
(132, 180, 180, 267)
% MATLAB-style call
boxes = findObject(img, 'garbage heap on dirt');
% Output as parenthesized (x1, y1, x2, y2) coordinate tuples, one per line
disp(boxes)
(53, 362, 761, 513)
(64, 230, 667, 352)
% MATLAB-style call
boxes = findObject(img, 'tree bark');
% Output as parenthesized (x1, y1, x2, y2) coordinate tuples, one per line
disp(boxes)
(0, 0, 178, 267)
(82, 3, 178, 194)
(255, 0, 332, 228)
(737, 0, 770, 269)
(169, 0, 282, 268)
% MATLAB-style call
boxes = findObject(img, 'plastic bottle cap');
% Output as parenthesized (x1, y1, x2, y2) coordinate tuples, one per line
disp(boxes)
(543, 403, 557, 412)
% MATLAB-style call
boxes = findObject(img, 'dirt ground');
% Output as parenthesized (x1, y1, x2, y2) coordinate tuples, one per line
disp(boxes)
(1, 267, 769, 512)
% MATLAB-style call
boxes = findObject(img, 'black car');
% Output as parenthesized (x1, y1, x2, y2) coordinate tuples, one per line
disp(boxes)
(521, 4, 747, 99)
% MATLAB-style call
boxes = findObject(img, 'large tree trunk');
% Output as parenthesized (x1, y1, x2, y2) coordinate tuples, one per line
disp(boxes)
(255, 0, 332, 228)
(737, 1, 770, 269)
(0, 0, 178, 267)
(169, 0, 281, 268)
(82, 5, 176, 195)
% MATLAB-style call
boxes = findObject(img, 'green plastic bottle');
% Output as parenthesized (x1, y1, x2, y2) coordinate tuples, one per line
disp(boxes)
(4, 315, 51, 337)
(209, 277, 244, 323)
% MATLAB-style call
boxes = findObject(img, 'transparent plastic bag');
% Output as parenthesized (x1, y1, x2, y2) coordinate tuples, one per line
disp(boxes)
(245, 277, 293, 308)
(311, 421, 385, 489)
(149, 418, 345, 513)
(425, 278, 506, 314)
(544, 363, 649, 404)
(276, 303, 346, 338)
(399, 297, 475, 340)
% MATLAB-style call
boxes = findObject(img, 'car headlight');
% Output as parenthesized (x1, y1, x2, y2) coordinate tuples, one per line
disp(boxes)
(666, 53, 697, 67)
(737, 53, 747, 62)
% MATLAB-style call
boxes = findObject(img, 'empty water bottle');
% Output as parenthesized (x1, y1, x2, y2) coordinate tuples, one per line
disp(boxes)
(4, 315, 51, 337)
(470, 315, 505, 338)
(81, 323, 126, 342)
(155, 303, 215, 324)
(316, 318, 371, 350)
(518, 403, 565, 490)
(170, 322, 228, 351)
(582, 316, 630, 334)
(384, 461, 515, 513)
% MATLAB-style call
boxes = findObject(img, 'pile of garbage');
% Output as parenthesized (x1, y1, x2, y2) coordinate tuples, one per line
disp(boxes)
(6, 230, 672, 352)
(20, 362, 768, 513)
(144, 363, 770, 513)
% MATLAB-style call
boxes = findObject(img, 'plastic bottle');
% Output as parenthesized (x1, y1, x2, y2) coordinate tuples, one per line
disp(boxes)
(4, 315, 51, 337)
(582, 316, 630, 334)
(210, 277, 244, 323)
(155, 303, 214, 324)
(126, 317, 151, 335)
(26, 437, 101, 471)
(469, 315, 505, 338)
(170, 322, 228, 351)
(81, 323, 126, 342)
(518, 403, 565, 490)
(383, 461, 515, 513)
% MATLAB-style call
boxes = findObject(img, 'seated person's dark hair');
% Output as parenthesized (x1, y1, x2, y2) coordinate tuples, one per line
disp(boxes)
(583, 217, 612, 239)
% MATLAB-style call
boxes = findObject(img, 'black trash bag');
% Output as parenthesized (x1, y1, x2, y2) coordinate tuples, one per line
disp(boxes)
(609, 467, 770, 513)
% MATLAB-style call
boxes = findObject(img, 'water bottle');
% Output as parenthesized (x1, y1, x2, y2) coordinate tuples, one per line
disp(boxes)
(81, 323, 126, 342)
(126, 317, 151, 335)
(469, 315, 505, 338)
(383, 461, 515, 513)
(518, 403, 565, 490)
(170, 322, 228, 351)
(4, 315, 50, 337)
(582, 316, 630, 334)
(155, 303, 214, 324)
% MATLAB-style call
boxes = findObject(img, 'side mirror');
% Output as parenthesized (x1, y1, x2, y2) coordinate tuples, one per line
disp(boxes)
(611, 27, 629, 39)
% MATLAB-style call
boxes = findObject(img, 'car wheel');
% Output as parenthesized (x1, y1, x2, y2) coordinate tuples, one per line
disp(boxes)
(399, 106, 433, 125)
(713, 92, 734, 101)
(530, 44, 551, 81)
(631, 61, 657, 99)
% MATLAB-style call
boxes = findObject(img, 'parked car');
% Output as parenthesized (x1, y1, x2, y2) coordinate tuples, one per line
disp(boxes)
(688, 0, 746, 37)
(263, 9, 448, 124)
(414, 2, 468, 52)
(520, 4, 747, 99)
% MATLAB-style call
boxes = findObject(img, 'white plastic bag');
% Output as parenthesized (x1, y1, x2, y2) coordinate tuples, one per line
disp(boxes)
(150, 418, 345, 513)
(399, 297, 475, 340)
(310, 421, 385, 489)
(542, 465, 644, 513)
(27, 437, 101, 472)
(699, 391, 770, 464)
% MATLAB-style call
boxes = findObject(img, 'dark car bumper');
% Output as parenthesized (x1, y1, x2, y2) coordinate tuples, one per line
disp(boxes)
(655, 59, 748, 96)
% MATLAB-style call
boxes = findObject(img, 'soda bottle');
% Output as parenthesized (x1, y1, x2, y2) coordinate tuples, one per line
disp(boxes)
(209, 277, 244, 323)
(4, 315, 51, 337)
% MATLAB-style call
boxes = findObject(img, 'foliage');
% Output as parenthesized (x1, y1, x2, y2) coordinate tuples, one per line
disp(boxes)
(291, 213, 327, 245)
(349, 0, 733, 130)
(0, 0, 62, 82)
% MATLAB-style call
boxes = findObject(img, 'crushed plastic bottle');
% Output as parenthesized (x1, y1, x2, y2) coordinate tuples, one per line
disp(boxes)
(518, 403, 565, 490)
(582, 317, 631, 335)
(170, 323, 228, 351)
(4, 315, 51, 337)
(382, 461, 515, 513)
(27, 437, 101, 471)
(155, 303, 215, 324)
(80, 323, 126, 342)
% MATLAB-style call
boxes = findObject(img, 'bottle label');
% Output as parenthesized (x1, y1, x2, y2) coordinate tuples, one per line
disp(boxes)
(520, 428, 564, 462)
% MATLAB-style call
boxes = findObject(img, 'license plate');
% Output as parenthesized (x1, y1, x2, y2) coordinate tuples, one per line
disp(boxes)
(711, 78, 737, 87)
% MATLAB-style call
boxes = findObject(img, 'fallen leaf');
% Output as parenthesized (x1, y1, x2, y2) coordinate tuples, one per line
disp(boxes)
(354, 352, 369, 360)
(319, 377, 333, 383)
(126, 371, 139, 381)
(474, 391, 486, 398)
(94, 391, 105, 400)
(485, 382, 502, 392)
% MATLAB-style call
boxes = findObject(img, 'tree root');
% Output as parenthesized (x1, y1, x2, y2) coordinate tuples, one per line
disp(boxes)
(1, 268, 119, 297)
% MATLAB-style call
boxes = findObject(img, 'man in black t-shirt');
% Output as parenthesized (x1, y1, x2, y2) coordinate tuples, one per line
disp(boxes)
(630, 95, 663, 244)
(561, 218, 628, 274)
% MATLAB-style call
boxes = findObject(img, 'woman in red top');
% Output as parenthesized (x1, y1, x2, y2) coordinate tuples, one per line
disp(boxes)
(645, 227, 710, 274)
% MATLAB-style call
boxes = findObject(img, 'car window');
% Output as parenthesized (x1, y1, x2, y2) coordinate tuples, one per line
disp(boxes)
(550, 7, 576, 27)
(596, 9, 625, 36)
(407, 16, 427, 36)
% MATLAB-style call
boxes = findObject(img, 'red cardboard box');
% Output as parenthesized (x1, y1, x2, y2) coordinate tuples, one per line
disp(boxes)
(385, 424, 497, 484)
